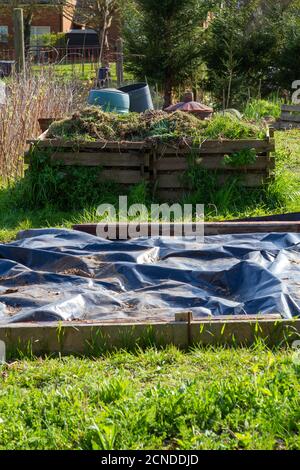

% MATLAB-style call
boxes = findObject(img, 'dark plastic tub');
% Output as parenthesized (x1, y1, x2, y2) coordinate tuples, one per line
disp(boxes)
(119, 83, 154, 113)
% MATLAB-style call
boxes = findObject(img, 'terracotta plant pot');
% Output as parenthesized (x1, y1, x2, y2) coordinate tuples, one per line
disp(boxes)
(38, 118, 61, 133)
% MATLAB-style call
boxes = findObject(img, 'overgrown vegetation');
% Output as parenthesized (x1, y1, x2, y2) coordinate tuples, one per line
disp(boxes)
(9, 146, 150, 210)
(47, 107, 267, 142)
(0, 345, 300, 450)
(243, 98, 282, 121)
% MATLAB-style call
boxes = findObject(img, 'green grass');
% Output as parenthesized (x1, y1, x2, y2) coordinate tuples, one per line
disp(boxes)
(276, 129, 300, 178)
(0, 345, 300, 450)
(32, 62, 134, 84)
(243, 98, 282, 121)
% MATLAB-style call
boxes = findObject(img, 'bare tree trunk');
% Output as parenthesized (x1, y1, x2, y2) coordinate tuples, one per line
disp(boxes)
(163, 74, 173, 109)
(98, 29, 106, 67)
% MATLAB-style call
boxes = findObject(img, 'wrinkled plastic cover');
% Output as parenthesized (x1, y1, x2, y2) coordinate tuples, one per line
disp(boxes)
(0, 229, 299, 323)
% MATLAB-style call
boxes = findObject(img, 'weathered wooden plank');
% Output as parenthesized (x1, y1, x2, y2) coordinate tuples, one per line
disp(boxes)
(278, 121, 300, 130)
(100, 170, 149, 184)
(72, 221, 300, 238)
(26, 138, 275, 154)
(26, 139, 149, 150)
(48, 152, 150, 167)
(157, 174, 185, 189)
(205, 222, 300, 235)
(281, 112, 300, 122)
(232, 212, 300, 222)
(156, 189, 187, 202)
(160, 140, 274, 154)
(157, 172, 268, 189)
(282, 104, 300, 112)
(155, 155, 274, 171)
(2, 319, 300, 357)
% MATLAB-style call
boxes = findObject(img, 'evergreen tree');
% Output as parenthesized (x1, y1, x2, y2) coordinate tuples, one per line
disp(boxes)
(124, 0, 212, 107)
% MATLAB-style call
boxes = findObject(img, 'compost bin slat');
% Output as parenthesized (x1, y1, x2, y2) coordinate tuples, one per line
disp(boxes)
(276, 121, 300, 130)
(281, 112, 300, 122)
(50, 152, 150, 167)
(157, 189, 187, 201)
(100, 170, 149, 184)
(157, 172, 268, 189)
(27, 139, 149, 149)
(155, 155, 274, 171)
(27, 138, 275, 153)
(277, 104, 300, 129)
(153, 140, 275, 154)
(281, 104, 300, 112)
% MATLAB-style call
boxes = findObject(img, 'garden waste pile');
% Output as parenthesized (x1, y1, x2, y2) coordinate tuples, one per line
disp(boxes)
(47, 108, 267, 143)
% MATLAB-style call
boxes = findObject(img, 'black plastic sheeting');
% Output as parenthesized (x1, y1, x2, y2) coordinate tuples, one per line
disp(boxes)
(0, 229, 300, 323)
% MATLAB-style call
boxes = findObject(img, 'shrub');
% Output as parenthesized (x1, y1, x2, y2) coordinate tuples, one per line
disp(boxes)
(243, 99, 282, 121)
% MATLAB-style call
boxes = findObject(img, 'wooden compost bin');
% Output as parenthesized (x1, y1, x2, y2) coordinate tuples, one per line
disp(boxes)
(277, 104, 300, 130)
(26, 132, 150, 187)
(26, 131, 275, 200)
(152, 138, 275, 200)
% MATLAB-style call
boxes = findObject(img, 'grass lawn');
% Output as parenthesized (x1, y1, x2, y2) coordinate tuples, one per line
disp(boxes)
(0, 130, 299, 244)
(0, 345, 299, 450)
(276, 129, 300, 179)
(32, 62, 134, 84)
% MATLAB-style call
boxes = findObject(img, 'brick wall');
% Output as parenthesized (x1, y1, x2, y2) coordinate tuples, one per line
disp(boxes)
(0, 6, 66, 50)
(0, 4, 121, 58)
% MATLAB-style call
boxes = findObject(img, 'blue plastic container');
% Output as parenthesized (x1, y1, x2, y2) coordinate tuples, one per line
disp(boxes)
(88, 88, 130, 114)
(119, 83, 154, 113)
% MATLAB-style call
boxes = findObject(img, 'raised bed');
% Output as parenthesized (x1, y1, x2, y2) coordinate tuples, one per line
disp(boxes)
(26, 131, 275, 200)
(276, 104, 300, 130)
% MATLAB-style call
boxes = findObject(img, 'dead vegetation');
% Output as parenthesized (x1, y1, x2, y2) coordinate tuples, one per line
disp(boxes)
(47, 107, 267, 143)
(0, 68, 85, 180)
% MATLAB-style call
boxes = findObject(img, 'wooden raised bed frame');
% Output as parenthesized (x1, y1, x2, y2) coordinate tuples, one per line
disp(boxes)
(1, 316, 300, 358)
(26, 130, 275, 201)
(276, 104, 300, 130)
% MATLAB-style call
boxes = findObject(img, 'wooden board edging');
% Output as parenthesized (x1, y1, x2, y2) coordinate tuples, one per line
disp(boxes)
(72, 222, 300, 238)
(0, 318, 299, 358)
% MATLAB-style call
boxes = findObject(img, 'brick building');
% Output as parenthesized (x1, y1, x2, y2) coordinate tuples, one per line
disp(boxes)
(0, 1, 120, 54)
(0, 1, 75, 50)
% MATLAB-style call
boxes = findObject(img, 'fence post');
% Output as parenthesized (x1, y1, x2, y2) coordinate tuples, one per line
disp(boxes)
(13, 8, 25, 76)
(116, 38, 124, 87)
